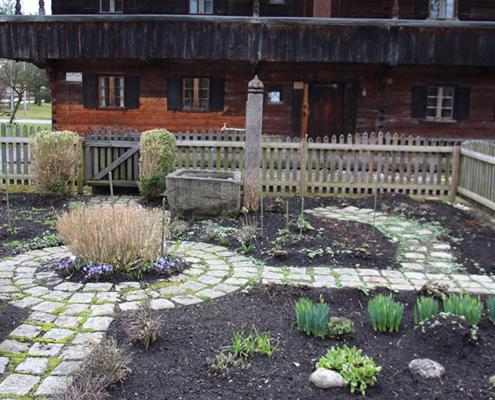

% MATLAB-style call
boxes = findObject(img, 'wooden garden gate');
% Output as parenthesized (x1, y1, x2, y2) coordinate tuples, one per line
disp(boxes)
(83, 130, 141, 189)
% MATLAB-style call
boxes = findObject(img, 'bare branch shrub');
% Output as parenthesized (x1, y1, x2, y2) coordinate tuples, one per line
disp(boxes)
(29, 130, 81, 196)
(138, 129, 177, 201)
(123, 299, 163, 349)
(56, 204, 166, 272)
(53, 338, 131, 400)
(234, 215, 257, 247)
(200, 220, 220, 242)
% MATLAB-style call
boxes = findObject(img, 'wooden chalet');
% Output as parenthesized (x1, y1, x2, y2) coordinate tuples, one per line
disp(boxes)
(1, 0, 495, 140)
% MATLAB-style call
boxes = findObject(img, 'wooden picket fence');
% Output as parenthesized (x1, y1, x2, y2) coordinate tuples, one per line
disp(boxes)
(2, 123, 495, 212)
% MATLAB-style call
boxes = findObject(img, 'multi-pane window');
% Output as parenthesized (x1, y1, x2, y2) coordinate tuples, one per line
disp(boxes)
(190, 0, 213, 14)
(426, 86, 454, 120)
(183, 78, 209, 110)
(101, 0, 123, 13)
(430, 0, 455, 18)
(99, 76, 125, 108)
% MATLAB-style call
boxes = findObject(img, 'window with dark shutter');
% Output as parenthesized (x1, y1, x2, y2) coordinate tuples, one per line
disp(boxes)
(453, 87, 471, 120)
(83, 74, 98, 109)
(167, 77, 182, 111)
(411, 85, 427, 119)
(210, 78, 225, 111)
(124, 75, 140, 109)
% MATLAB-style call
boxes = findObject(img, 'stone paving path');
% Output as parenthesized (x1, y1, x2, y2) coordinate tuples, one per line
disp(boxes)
(0, 196, 494, 398)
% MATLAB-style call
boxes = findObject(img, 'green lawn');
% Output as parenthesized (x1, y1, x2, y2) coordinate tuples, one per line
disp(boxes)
(1, 102, 52, 120)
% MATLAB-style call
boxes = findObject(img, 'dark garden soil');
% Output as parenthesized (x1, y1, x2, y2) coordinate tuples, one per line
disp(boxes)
(0, 192, 495, 398)
(106, 285, 495, 400)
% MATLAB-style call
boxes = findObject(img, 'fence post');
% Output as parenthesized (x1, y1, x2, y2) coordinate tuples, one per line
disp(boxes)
(77, 137, 85, 194)
(243, 75, 264, 211)
(450, 145, 461, 203)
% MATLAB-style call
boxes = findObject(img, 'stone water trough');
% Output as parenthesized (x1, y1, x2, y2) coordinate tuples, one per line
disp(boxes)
(166, 169, 241, 218)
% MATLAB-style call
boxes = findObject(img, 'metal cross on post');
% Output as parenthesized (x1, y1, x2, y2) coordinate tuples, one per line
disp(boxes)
(243, 75, 264, 212)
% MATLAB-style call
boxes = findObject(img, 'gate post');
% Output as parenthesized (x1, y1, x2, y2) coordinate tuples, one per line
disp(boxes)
(450, 145, 461, 203)
(243, 75, 264, 211)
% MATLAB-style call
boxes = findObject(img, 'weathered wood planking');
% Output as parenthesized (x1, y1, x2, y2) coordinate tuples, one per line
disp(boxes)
(2, 17, 495, 66)
(0, 124, 37, 185)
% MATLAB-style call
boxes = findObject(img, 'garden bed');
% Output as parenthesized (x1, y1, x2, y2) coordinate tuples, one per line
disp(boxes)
(106, 285, 495, 399)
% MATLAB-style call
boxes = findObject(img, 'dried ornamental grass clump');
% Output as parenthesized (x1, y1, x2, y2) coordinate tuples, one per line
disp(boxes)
(56, 204, 165, 272)
(138, 129, 177, 201)
(123, 300, 163, 349)
(29, 130, 81, 196)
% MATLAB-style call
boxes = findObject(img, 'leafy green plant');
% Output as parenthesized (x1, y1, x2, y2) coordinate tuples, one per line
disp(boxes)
(486, 296, 495, 324)
(29, 130, 81, 196)
(316, 345, 381, 395)
(293, 296, 329, 339)
(138, 129, 177, 201)
(295, 215, 314, 232)
(327, 317, 355, 339)
(222, 325, 279, 359)
(414, 296, 439, 324)
(443, 293, 483, 325)
(205, 352, 250, 377)
(367, 294, 404, 332)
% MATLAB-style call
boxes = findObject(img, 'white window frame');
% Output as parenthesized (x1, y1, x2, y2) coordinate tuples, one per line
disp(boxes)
(426, 86, 455, 121)
(100, 0, 123, 13)
(267, 87, 283, 104)
(430, 0, 456, 19)
(190, 0, 213, 14)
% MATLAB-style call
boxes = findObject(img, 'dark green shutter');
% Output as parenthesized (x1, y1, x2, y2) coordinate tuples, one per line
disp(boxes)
(415, 0, 429, 19)
(411, 85, 427, 119)
(210, 78, 225, 112)
(167, 77, 182, 111)
(453, 87, 471, 120)
(125, 75, 140, 109)
(83, 74, 98, 109)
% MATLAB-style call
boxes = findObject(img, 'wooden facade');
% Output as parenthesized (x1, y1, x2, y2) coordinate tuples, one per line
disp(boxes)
(1, 1, 495, 139)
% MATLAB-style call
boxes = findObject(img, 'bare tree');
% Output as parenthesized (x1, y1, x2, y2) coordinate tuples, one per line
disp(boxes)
(0, 0, 16, 14)
(0, 61, 49, 124)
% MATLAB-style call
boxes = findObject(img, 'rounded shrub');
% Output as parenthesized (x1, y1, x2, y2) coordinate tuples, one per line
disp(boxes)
(138, 129, 177, 201)
(29, 130, 81, 196)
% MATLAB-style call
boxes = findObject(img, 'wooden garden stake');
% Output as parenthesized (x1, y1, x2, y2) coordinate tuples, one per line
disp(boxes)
(4, 163, 11, 230)
(161, 198, 166, 257)
(109, 171, 114, 209)
(260, 182, 264, 237)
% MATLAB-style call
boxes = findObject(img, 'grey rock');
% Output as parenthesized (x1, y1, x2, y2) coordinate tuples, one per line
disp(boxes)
(309, 368, 346, 389)
(0, 339, 29, 354)
(0, 357, 9, 374)
(10, 324, 42, 339)
(0, 374, 40, 395)
(90, 303, 115, 316)
(34, 376, 70, 396)
(42, 328, 75, 341)
(51, 360, 82, 376)
(82, 317, 114, 331)
(15, 357, 49, 375)
(27, 311, 58, 324)
(409, 359, 445, 379)
(55, 316, 83, 328)
(28, 342, 65, 357)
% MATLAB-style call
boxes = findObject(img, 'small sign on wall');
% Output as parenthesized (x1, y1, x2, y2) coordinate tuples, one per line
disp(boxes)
(66, 72, 83, 82)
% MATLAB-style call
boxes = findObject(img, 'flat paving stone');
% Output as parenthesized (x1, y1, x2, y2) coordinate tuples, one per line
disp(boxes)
(31, 301, 65, 313)
(51, 360, 81, 375)
(34, 376, 70, 396)
(63, 303, 89, 315)
(150, 299, 175, 310)
(195, 289, 225, 299)
(96, 292, 119, 302)
(159, 286, 186, 295)
(416, 229, 433, 235)
(430, 252, 453, 259)
(72, 332, 104, 345)
(180, 281, 207, 291)
(119, 302, 142, 311)
(83, 282, 113, 292)
(0, 286, 19, 293)
(82, 317, 114, 331)
(312, 267, 333, 275)
(204, 270, 230, 278)
(9, 296, 43, 308)
(0, 374, 40, 396)
(55, 316, 83, 328)
(198, 275, 222, 285)
(125, 290, 148, 301)
(223, 278, 248, 285)
(53, 282, 84, 291)
(263, 272, 285, 280)
(44, 290, 72, 301)
(27, 311, 58, 324)
(43, 328, 75, 341)
(401, 263, 424, 270)
(15, 357, 49, 375)
(0, 339, 29, 354)
(28, 342, 64, 357)
(287, 273, 311, 281)
(404, 253, 426, 259)
(171, 294, 203, 305)
(91, 303, 115, 316)
(116, 282, 141, 291)
(0, 357, 9, 374)
(212, 284, 240, 293)
(10, 324, 42, 339)
(68, 293, 95, 303)
(60, 345, 91, 360)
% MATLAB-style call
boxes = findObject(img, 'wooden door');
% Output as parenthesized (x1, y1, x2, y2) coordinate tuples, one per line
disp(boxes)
(307, 82, 346, 140)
